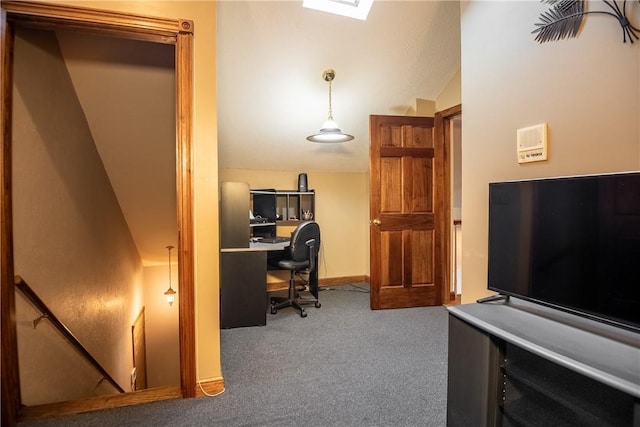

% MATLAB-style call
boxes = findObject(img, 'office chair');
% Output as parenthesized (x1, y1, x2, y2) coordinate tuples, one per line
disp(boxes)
(270, 220, 321, 318)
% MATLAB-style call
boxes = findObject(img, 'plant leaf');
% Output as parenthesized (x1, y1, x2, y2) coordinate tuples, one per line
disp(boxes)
(532, 0, 586, 43)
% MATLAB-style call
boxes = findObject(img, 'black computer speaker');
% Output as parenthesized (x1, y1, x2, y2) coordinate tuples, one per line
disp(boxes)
(298, 173, 308, 192)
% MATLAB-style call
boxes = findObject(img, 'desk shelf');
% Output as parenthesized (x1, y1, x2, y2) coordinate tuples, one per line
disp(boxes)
(252, 189, 314, 221)
(222, 182, 317, 244)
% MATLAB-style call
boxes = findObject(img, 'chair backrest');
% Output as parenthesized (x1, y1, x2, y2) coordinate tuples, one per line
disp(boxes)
(289, 221, 320, 263)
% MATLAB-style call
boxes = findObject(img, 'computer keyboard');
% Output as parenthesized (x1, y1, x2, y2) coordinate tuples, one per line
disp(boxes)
(260, 236, 289, 244)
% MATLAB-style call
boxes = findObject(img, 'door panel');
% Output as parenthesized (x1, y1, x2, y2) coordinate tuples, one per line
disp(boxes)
(412, 230, 434, 283)
(370, 115, 444, 309)
(381, 231, 403, 286)
(412, 158, 432, 212)
(381, 158, 402, 211)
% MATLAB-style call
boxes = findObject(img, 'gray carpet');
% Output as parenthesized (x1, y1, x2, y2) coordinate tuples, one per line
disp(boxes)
(18, 283, 449, 427)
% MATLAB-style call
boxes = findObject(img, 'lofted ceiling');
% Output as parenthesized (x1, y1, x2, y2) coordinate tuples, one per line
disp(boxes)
(217, 0, 461, 173)
(52, 0, 460, 264)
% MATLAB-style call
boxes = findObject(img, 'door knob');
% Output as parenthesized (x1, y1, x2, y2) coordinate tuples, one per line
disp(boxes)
(372, 219, 381, 226)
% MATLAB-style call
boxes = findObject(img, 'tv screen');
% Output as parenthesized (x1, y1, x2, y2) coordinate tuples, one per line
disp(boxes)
(487, 172, 640, 332)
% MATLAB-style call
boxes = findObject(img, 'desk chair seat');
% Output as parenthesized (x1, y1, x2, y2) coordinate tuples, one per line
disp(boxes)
(270, 221, 321, 318)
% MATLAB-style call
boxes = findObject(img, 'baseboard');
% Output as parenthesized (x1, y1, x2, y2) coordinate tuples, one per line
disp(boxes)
(266, 275, 369, 293)
(195, 377, 225, 398)
(444, 292, 462, 306)
(19, 385, 182, 421)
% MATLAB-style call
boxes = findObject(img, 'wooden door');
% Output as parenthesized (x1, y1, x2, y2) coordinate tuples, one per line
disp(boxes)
(132, 308, 148, 391)
(369, 115, 446, 309)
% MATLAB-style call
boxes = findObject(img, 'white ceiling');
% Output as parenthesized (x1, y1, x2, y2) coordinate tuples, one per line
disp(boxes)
(217, 0, 461, 173)
(53, 0, 461, 264)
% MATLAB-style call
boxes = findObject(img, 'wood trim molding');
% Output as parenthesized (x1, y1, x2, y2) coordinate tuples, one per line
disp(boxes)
(178, 19, 194, 35)
(195, 378, 225, 398)
(438, 104, 462, 120)
(1, 7, 22, 427)
(176, 29, 196, 399)
(435, 104, 461, 306)
(19, 386, 182, 421)
(434, 112, 448, 305)
(1, 1, 196, 422)
(2, 1, 189, 43)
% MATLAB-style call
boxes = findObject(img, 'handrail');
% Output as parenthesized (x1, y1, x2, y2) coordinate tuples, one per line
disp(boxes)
(14, 275, 125, 393)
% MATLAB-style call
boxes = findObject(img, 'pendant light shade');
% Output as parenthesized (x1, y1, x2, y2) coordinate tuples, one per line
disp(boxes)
(307, 69, 354, 143)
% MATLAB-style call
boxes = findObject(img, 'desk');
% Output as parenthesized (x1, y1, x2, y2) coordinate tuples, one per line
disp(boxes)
(220, 241, 289, 328)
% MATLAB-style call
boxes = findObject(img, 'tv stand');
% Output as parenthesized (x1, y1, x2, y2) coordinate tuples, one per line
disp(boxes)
(446, 298, 640, 426)
(476, 293, 509, 304)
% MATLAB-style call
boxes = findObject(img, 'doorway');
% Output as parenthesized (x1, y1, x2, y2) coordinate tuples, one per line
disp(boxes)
(446, 110, 462, 302)
(1, 2, 195, 423)
(368, 105, 461, 309)
(435, 105, 462, 304)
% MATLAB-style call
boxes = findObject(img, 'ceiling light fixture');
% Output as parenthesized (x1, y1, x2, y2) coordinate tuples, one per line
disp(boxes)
(303, 0, 374, 21)
(164, 245, 176, 306)
(307, 69, 354, 143)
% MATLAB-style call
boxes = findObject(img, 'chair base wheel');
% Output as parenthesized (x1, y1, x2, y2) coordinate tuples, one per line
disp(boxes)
(269, 296, 318, 318)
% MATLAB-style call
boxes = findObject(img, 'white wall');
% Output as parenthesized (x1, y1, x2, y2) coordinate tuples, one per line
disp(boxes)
(460, 1, 640, 303)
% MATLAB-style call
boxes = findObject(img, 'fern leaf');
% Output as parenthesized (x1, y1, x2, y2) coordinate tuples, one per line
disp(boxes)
(532, 0, 586, 43)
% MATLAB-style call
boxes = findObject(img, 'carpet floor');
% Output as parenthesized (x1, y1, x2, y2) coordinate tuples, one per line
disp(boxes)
(18, 283, 450, 427)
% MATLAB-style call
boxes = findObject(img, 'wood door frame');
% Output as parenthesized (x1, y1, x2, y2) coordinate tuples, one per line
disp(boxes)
(434, 104, 462, 303)
(131, 307, 148, 391)
(1, 2, 196, 424)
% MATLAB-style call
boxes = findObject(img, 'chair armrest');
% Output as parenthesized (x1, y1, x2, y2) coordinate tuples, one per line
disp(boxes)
(305, 238, 316, 272)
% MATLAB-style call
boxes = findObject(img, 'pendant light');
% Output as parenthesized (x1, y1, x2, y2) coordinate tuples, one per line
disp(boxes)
(306, 69, 354, 143)
(164, 245, 176, 306)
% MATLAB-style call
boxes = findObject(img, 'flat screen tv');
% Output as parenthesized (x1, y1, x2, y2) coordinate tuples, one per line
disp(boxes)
(487, 172, 640, 332)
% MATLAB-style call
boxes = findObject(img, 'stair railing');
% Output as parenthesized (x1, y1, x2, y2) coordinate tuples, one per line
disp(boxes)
(14, 275, 125, 393)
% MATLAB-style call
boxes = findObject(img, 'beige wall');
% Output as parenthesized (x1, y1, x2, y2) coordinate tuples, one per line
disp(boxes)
(43, 0, 221, 382)
(219, 169, 369, 282)
(460, 1, 640, 303)
(142, 264, 180, 388)
(436, 69, 461, 112)
(12, 27, 144, 404)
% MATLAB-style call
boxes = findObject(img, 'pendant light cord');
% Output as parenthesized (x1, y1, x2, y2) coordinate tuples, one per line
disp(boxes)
(167, 245, 173, 291)
(327, 79, 334, 121)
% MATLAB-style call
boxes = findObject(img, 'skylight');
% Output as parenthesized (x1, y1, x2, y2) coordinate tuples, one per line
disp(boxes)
(303, 0, 374, 21)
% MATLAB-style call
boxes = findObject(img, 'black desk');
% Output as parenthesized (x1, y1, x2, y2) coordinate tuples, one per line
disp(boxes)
(220, 241, 288, 329)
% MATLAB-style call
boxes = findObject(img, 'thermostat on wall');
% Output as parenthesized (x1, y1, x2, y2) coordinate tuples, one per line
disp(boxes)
(517, 123, 548, 164)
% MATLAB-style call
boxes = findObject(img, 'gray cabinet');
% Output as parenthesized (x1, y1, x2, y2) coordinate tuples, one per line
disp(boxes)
(220, 181, 250, 249)
(446, 299, 640, 427)
(220, 251, 266, 328)
(220, 181, 267, 328)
